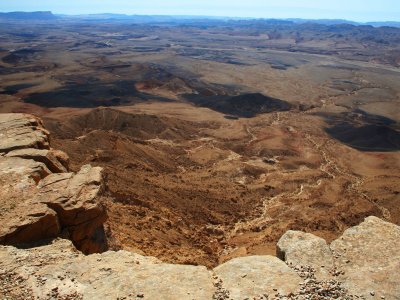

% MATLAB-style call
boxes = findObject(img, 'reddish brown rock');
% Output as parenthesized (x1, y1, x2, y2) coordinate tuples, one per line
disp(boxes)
(0, 113, 49, 152)
(36, 165, 107, 253)
(6, 148, 69, 173)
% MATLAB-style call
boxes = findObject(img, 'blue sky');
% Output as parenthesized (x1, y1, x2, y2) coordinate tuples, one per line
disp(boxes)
(0, 0, 399, 22)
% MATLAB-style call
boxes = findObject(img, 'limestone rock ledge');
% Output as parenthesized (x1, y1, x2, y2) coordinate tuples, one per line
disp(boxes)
(0, 113, 107, 254)
(277, 216, 400, 299)
(0, 239, 215, 300)
(1, 217, 399, 299)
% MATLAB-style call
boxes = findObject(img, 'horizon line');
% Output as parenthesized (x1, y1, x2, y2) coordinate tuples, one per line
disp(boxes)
(0, 10, 399, 24)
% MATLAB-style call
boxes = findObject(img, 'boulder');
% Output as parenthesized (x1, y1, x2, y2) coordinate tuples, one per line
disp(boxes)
(277, 230, 334, 280)
(6, 148, 69, 173)
(214, 255, 302, 298)
(276, 217, 400, 299)
(36, 165, 107, 253)
(330, 216, 400, 299)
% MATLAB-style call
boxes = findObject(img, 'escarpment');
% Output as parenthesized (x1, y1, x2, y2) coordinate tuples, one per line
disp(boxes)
(0, 113, 107, 254)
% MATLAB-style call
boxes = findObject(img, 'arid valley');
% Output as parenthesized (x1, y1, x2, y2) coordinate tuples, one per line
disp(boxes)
(1, 15, 399, 269)
(0, 13, 400, 299)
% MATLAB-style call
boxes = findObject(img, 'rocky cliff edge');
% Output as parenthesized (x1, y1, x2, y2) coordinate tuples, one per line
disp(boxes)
(0, 113, 107, 254)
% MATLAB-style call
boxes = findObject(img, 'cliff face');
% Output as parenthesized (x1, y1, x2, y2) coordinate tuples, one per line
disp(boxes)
(0, 113, 107, 254)
(0, 113, 399, 299)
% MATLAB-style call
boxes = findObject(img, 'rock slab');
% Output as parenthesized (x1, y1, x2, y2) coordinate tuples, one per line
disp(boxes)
(331, 216, 400, 299)
(0, 216, 399, 298)
(0, 239, 215, 300)
(277, 216, 400, 299)
(277, 230, 334, 280)
(214, 255, 302, 299)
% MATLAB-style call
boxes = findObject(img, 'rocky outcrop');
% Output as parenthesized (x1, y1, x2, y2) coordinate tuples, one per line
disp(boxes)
(277, 230, 334, 280)
(277, 216, 400, 299)
(5, 148, 69, 173)
(0, 239, 215, 300)
(330, 216, 400, 299)
(214, 256, 302, 299)
(0, 216, 399, 299)
(0, 113, 49, 152)
(0, 113, 107, 254)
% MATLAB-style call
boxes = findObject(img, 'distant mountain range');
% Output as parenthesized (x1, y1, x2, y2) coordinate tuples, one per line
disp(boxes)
(0, 11, 399, 28)
(0, 11, 57, 20)
(287, 18, 400, 28)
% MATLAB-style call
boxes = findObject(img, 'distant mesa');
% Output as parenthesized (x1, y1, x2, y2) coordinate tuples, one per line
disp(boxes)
(0, 11, 57, 20)
(0, 12, 399, 29)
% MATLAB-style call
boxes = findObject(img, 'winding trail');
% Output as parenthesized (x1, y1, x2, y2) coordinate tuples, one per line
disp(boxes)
(305, 135, 391, 221)
(218, 129, 391, 253)
(245, 125, 257, 144)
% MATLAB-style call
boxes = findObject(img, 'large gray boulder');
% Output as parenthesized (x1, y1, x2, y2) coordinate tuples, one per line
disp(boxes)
(214, 255, 302, 299)
(277, 217, 400, 299)
(330, 216, 400, 299)
(277, 230, 334, 280)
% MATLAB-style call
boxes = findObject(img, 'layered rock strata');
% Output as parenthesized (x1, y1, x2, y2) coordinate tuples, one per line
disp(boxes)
(0, 113, 107, 253)
(277, 216, 400, 299)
